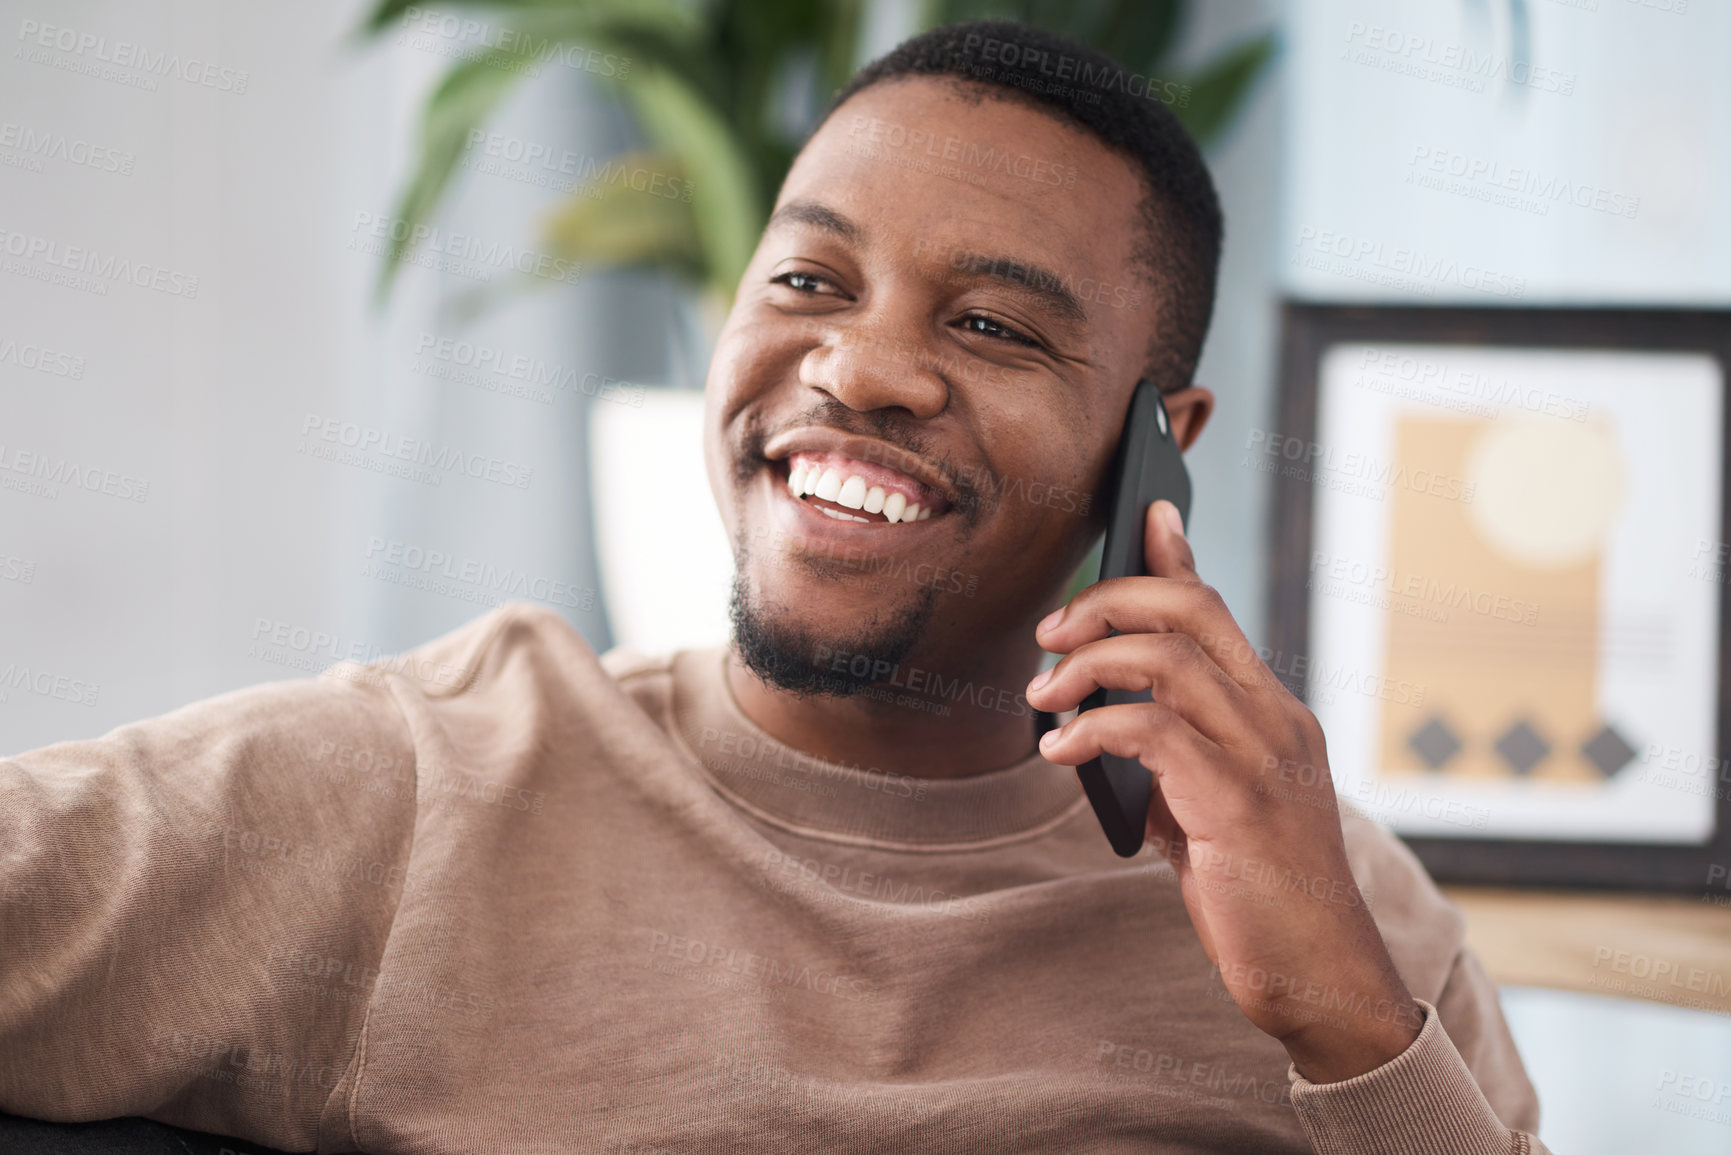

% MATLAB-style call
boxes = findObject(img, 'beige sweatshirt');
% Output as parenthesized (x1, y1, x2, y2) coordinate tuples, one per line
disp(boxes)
(0, 602, 1547, 1154)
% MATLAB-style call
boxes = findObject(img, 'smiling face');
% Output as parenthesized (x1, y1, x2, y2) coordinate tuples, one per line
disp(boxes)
(706, 76, 1199, 694)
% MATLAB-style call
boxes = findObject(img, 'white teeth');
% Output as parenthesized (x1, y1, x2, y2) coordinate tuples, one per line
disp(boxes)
(784, 456, 941, 524)
(817, 506, 871, 523)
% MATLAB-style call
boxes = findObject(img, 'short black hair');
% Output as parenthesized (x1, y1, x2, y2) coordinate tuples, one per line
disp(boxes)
(821, 20, 1222, 394)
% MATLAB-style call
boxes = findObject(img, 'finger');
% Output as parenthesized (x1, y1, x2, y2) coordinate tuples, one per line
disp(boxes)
(1035, 577, 1271, 693)
(1041, 702, 1238, 842)
(1038, 700, 1223, 821)
(1143, 788, 1219, 963)
(1025, 631, 1253, 745)
(1145, 499, 1199, 584)
(1142, 784, 1185, 871)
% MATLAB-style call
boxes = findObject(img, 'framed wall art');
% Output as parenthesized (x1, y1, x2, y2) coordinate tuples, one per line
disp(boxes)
(1268, 304, 1731, 890)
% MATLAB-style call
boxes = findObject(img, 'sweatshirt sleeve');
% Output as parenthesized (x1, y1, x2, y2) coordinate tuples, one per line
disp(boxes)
(1287, 991, 1550, 1155)
(0, 667, 420, 1152)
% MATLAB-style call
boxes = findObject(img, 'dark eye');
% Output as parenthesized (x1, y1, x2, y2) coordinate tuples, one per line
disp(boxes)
(772, 271, 835, 294)
(958, 313, 1041, 348)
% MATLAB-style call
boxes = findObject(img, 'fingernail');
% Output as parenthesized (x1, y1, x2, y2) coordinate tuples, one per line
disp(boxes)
(1038, 606, 1065, 633)
(1158, 500, 1185, 539)
(1027, 666, 1053, 693)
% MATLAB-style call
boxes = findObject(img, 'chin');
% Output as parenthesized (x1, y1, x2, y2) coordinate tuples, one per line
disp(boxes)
(726, 558, 937, 699)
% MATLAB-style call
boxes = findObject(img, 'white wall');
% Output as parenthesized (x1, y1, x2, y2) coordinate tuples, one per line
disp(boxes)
(1176, 0, 1288, 645)
(1275, 4, 1731, 1150)
(0, 0, 662, 753)
(1282, 0, 1730, 305)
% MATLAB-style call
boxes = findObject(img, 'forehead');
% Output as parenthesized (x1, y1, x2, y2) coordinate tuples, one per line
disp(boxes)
(780, 77, 1148, 288)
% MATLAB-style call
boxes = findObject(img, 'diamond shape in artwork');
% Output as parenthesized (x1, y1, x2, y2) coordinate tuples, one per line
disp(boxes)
(1580, 724, 1638, 778)
(1409, 718, 1462, 770)
(1495, 720, 1551, 775)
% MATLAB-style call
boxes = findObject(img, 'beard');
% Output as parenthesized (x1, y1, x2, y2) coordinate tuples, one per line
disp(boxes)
(727, 557, 939, 699)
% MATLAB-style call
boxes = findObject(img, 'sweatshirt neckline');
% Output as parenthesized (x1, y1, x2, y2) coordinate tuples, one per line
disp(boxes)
(668, 648, 1087, 850)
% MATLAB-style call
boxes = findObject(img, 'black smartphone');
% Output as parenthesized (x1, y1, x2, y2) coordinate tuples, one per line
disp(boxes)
(1072, 379, 1192, 857)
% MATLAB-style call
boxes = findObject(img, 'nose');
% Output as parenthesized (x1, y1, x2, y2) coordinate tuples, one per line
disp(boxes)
(798, 315, 949, 420)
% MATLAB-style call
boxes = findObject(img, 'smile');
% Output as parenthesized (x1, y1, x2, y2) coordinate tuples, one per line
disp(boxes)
(783, 451, 946, 525)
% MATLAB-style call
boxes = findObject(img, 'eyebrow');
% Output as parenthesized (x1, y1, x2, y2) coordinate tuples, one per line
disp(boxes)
(767, 199, 861, 243)
(766, 197, 1089, 324)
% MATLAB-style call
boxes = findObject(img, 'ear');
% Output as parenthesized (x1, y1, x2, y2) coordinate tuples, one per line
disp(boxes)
(1161, 384, 1214, 452)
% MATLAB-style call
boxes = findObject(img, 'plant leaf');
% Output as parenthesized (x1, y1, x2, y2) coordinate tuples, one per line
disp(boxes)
(364, 4, 704, 305)
(616, 65, 764, 303)
(1171, 31, 1276, 146)
(373, 48, 531, 307)
(538, 149, 704, 277)
(355, 0, 700, 40)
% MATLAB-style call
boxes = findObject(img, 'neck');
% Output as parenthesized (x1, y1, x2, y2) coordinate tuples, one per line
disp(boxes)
(724, 632, 1047, 780)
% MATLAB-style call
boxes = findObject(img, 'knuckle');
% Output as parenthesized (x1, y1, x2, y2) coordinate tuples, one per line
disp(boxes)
(1191, 583, 1228, 616)
(1139, 700, 1175, 732)
(1166, 631, 1206, 663)
(1145, 633, 1198, 679)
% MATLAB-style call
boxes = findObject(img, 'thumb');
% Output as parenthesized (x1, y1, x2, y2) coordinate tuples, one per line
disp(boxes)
(1144, 499, 1200, 582)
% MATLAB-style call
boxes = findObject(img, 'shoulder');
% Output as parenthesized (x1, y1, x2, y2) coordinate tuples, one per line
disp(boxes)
(1338, 804, 1467, 1004)
(335, 601, 597, 700)
(598, 644, 680, 729)
(337, 602, 691, 729)
(599, 645, 675, 686)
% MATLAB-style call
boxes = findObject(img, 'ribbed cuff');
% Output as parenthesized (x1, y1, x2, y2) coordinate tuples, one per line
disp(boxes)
(1288, 999, 1516, 1155)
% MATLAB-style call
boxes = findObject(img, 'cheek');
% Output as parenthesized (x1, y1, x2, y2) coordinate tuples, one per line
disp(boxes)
(966, 405, 1104, 530)
(710, 313, 808, 410)
(704, 315, 811, 518)
(701, 389, 733, 533)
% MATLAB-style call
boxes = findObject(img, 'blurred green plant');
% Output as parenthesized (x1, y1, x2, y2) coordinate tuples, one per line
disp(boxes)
(356, 0, 1274, 311)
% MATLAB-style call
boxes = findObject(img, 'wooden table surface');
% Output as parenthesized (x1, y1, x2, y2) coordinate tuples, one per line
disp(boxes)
(1442, 886, 1731, 1015)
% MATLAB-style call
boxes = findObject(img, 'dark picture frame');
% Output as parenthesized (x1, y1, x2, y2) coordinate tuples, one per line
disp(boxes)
(1269, 302, 1731, 891)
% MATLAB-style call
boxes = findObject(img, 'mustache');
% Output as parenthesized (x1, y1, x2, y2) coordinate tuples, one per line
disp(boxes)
(734, 398, 992, 519)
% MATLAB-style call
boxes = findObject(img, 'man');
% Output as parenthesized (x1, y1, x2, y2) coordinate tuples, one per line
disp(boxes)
(0, 20, 1545, 1155)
